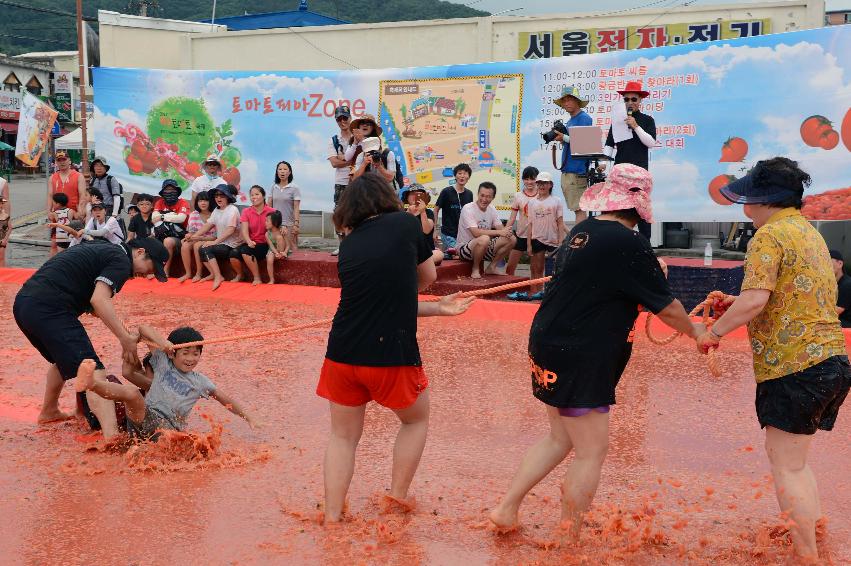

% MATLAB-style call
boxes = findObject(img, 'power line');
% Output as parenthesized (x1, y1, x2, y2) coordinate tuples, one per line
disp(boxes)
(283, 26, 360, 70)
(0, 31, 74, 46)
(0, 0, 97, 21)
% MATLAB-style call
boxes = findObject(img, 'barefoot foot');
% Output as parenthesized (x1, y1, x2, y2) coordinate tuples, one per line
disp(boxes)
(177, 274, 189, 283)
(229, 276, 242, 283)
(37, 409, 74, 424)
(381, 494, 417, 515)
(211, 278, 224, 291)
(489, 505, 520, 533)
(251, 278, 261, 286)
(198, 274, 212, 283)
(471, 271, 482, 279)
(74, 359, 97, 392)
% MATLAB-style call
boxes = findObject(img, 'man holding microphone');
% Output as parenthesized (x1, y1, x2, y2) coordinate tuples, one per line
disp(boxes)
(604, 81, 657, 239)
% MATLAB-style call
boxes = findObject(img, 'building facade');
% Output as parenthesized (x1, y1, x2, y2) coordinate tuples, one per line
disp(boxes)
(98, 1, 825, 71)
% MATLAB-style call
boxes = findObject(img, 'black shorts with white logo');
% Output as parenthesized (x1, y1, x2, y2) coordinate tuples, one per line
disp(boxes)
(529, 340, 633, 409)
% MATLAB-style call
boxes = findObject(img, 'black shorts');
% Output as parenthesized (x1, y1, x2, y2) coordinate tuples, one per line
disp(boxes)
(755, 355, 850, 435)
(56, 241, 70, 249)
(238, 242, 269, 261)
(513, 231, 528, 252)
(13, 293, 104, 380)
(529, 340, 633, 409)
(531, 239, 557, 254)
(199, 243, 241, 262)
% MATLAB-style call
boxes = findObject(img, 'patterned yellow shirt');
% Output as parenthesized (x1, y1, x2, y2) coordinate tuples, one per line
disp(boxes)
(741, 208, 846, 383)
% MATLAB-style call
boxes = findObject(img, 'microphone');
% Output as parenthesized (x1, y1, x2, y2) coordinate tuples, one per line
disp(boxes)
(627, 109, 634, 117)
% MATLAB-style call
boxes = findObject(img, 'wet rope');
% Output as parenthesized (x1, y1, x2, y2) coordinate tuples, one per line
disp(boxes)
(644, 290, 731, 377)
(163, 276, 555, 350)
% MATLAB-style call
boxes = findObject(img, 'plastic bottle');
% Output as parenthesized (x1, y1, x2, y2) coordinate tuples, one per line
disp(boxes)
(704, 242, 713, 267)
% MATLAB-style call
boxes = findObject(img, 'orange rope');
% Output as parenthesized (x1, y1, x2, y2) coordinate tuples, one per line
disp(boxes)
(164, 276, 554, 349)
(422, 276, 552, 302)
(644, 290, 730, 377)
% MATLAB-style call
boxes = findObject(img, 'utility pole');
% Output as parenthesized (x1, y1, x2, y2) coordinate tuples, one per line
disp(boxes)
(76, 0, 89, 177)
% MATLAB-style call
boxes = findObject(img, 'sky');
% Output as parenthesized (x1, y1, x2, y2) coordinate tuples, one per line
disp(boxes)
(452, 0, 849, 16)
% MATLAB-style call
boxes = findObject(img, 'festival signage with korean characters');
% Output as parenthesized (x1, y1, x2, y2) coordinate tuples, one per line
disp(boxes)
(519, 19, 771, 59)
(92, 25, 851, 220)
(0, 91, 22, 121)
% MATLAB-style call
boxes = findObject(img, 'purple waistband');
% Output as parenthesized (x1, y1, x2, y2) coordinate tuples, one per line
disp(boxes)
(558, 405, 610, 417)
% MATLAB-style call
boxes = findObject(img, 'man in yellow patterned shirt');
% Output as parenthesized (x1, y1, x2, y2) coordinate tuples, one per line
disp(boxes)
(696, 157, 849, 562)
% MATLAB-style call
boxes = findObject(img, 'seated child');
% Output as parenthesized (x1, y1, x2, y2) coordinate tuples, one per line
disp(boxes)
(75, 324, 258, 440)
(265, 210, 289, 285)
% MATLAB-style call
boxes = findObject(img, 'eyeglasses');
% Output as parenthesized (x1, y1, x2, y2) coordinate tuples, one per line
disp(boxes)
(623, 97, 640, 102)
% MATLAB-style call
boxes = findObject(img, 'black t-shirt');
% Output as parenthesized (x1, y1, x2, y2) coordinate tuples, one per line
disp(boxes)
(128, 213, 153, 238)
(605, 111, 656, 170)
(435, 186, 473, 238)
(838, 274, 851, 328)
(420, 208, 436, 251)
(18, 241, 133, 316)
(529, 217, 673, 351)
(326, 212, 433, 366)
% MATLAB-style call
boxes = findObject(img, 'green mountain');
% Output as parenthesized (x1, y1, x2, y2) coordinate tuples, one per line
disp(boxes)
(0, 1, 488, 56)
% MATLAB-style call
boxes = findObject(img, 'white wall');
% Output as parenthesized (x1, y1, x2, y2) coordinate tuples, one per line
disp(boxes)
(98, 1, 825, 71)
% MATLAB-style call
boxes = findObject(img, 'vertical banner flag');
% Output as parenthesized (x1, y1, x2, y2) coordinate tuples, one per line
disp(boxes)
(16, 92, 59, 167)
(92, 25, 851, 221)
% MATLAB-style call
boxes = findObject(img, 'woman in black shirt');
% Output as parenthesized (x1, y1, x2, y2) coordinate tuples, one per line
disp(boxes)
(318, 173, 473, 523)
(490, 164, 701, 540)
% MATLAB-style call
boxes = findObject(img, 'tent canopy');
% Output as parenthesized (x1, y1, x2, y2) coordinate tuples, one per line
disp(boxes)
(55, 128, 95, 151)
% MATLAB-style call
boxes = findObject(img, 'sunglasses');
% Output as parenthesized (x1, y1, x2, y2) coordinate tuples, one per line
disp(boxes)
(623, 97, 640, 102)
(336, 116, 349, 122)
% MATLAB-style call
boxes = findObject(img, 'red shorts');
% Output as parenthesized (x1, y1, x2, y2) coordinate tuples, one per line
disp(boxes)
(317, 358, 428, 409)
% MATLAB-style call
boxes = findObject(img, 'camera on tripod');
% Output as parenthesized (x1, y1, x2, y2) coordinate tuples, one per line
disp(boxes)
(587, 166, 606, 187)
(541, 119, 568, 144)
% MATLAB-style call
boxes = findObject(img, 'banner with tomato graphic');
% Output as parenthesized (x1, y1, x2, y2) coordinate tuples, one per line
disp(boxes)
(92, 24, 851, 220)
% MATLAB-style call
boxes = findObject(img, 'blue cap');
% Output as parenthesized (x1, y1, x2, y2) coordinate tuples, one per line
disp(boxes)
(161, 179, 180, 190)
(719, 163, 802, 205)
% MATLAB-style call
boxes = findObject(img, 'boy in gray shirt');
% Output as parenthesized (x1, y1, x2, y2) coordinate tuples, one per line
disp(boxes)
(75, 325, 258, 440)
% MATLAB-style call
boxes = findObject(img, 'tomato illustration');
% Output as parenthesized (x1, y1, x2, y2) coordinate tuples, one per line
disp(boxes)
(800, 115, 833, 147)
(719, 137, 748, 162)
(126, 154, 143, 174)
(842, 108, 851, 152)
(222, 166, 241, 187)
(185, 162, 202, 178)
(140, 150, 159, 174)
(130, 139, 148, 157)
(708, 174, 736, 205)
(818, 130, 839, 150)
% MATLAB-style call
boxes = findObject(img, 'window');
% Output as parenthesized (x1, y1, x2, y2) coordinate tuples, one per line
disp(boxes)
(3, 72, 21, 92)
(25, 75, 43, 95)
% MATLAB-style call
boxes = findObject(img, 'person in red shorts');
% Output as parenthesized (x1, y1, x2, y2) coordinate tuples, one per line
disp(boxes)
(317, 172, 474, 523)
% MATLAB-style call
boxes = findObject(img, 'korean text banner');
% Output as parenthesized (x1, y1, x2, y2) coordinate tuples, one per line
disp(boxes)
(16, 92, 58, 167)
(92, 25, 851, 221)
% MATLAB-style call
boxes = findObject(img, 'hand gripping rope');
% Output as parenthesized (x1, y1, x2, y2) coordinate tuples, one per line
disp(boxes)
(644, 290, 732, 377)
(162, 277, 556, 350)
(160, 278, 729, 380)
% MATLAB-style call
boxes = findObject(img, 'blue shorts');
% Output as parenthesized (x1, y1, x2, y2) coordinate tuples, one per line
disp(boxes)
(441, 234, 457, 249)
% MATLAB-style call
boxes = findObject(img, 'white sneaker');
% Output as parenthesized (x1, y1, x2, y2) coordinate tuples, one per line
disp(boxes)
(331, 248, 339, 256)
